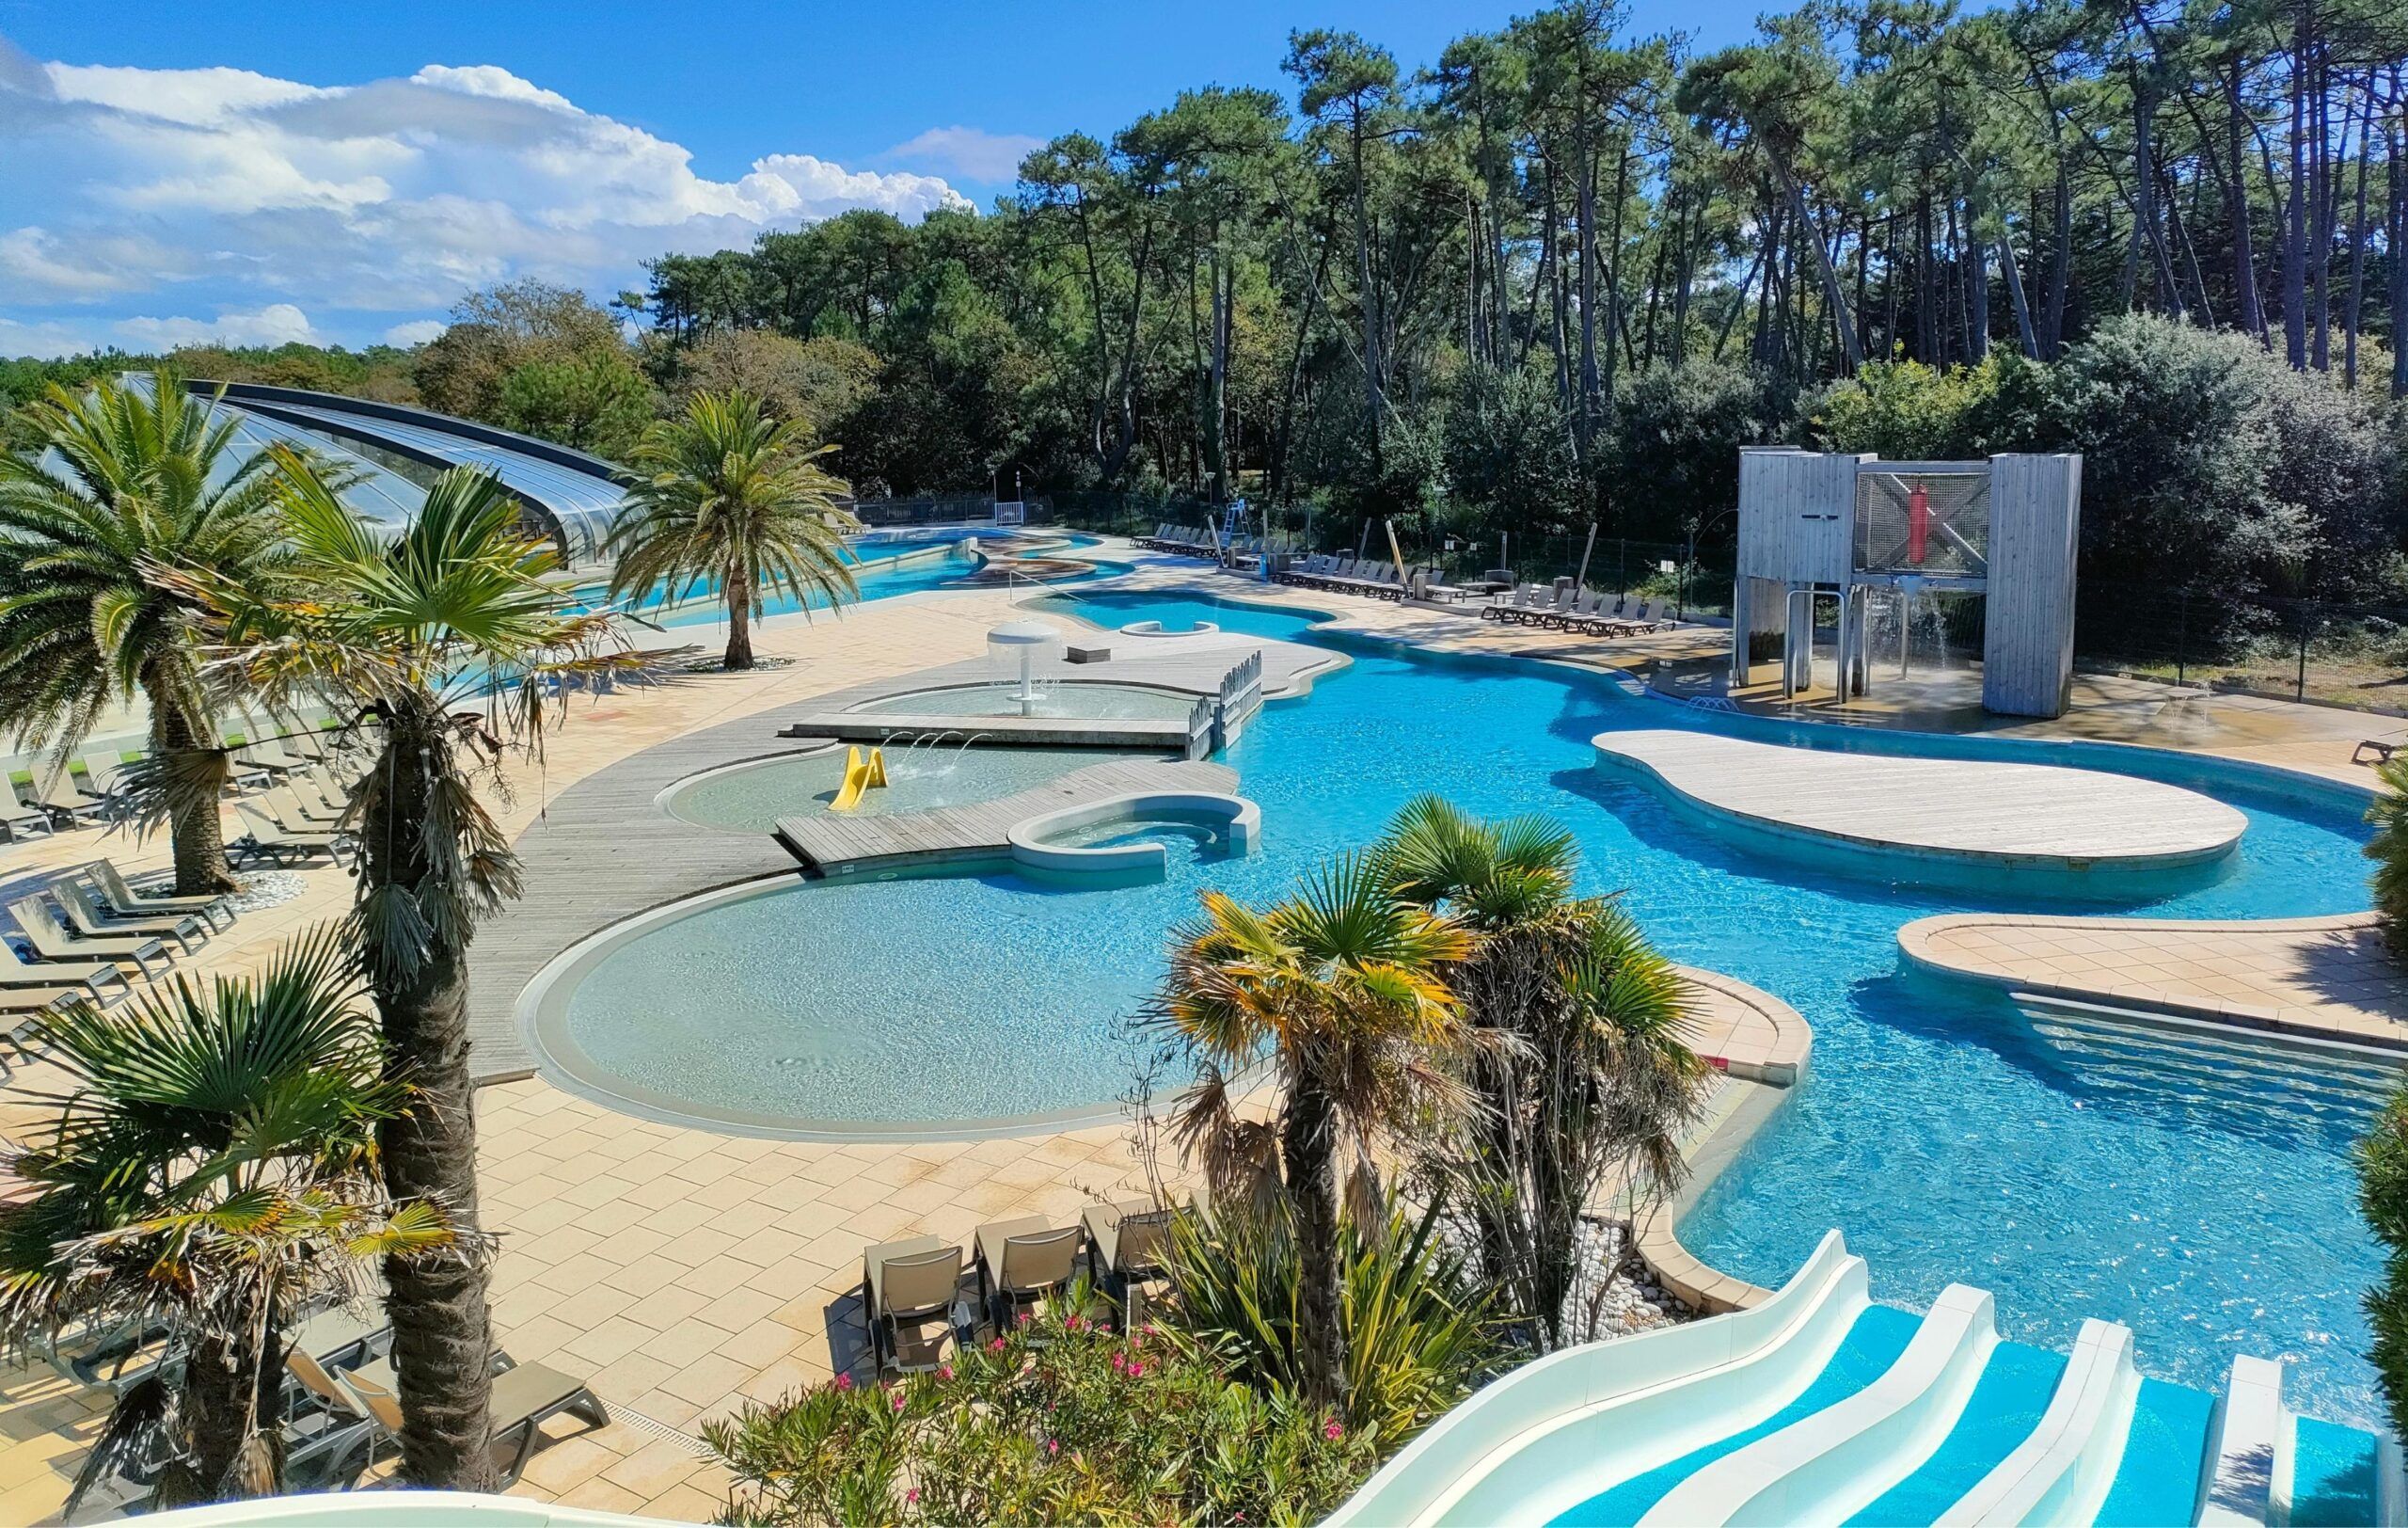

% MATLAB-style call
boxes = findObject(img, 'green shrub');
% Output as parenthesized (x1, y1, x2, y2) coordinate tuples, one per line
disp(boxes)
(2367, 756, 2408, 959)
(2358, 1083, 2408, 1437)
(706, 1296, 1376, 1528)
(1164, 1197, 1511, 1440)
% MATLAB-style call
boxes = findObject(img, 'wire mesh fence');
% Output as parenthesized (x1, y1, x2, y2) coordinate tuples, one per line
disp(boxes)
(2075, 585, 2408, 713)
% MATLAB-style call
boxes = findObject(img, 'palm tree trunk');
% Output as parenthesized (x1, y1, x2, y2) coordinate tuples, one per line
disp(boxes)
(724, 583, 756, 671)
(362, 705, 499, 1492)
(1280, 1067, 1346, 1416)
(180, 1326, 275, 1502)
(150, 692, 239, 898)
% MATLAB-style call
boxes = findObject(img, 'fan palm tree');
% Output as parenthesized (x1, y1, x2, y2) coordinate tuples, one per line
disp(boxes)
(1151, 853, 1476, 1413)
(164, 456, 626, 1490)
(606, 389, 859, 670)
(1375, 794, 1707, 1348)
(0, 925, 455, 1513)
(0, 373, 295, 893)
(2366, 755, 2408, 956)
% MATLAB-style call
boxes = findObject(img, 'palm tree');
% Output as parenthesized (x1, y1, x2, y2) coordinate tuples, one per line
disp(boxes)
(167, 457, 625, 1490)
(1151, 853, 1475, 1412)
(0, 373, 294, 893)
(606, 389, 859, 670)
(1376, 794, 1708, 1349)
(0, 925, 454, 1513)
(2366, 755, 2408, 957)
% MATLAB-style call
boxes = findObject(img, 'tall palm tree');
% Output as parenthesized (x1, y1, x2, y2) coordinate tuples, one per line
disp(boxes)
(1151, 853, 1475, 1412)
(0, 373, 294, 893)
(606, 389, 859, 670)
(1376, 794, 1707, 1349)
(166, 457, 625, 1490)
(0, 926, 454, 1512)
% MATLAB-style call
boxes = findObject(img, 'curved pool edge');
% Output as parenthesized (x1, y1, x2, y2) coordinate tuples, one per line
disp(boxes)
(1636, 965, 1817, 1316)
(515, 867, 1166, 1143)
(1008, 790, 1260, 877)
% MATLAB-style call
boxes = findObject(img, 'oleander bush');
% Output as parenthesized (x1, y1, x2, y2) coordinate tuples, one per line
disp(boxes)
(2357, 1083, 2408, 1437)
(706, 1294, 1376, 1528)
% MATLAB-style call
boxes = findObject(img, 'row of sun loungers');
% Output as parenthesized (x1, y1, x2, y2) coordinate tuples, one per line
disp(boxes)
(0, 860, 250, 1024)
(863, 1198, 1173, 1374)
(1133, 522, 1221, 556)
(1481, 582, 1678, 636)
(4, 726, 366, 843)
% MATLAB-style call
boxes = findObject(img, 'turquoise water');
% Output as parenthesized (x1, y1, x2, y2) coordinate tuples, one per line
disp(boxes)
(2097, 1378, 2214, 1524)
(2293, 1416, 2384, 1526)
(1549, 1304, 1924, 1524)
(1849, 1341, 2068, 1524)
(576, 529, 1117, 628)
(556, 584, 2387, 1425)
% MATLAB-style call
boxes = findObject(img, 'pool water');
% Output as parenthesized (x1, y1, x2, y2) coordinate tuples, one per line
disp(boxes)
(574, 529, 1117, 628)
(555, 585, 2388, 1425)
(665, 746, 1161, 833)
(849, 682, 1198, 721)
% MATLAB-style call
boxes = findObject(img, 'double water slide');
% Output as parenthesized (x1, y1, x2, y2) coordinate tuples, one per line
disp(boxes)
(1330, 1233, 2401, 1528)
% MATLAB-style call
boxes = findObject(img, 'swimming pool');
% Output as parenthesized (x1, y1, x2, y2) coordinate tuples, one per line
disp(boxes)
(547, 584, 2386, 1425)
(573, 529, 1119, 629)
(848, 681, 1199, 721)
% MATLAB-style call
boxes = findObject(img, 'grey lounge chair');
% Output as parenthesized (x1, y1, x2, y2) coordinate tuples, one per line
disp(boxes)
(9, 896, 170, 979)
(231, 801, 342, 865)
(2, 792, 55, 842)
(55, 879, 208, 956)
(340, 1357, 606, 1486)
(863, 1234, 964, 1375)
(22, 769, 107, 828)
(0, 935, 131, 1006)
(973, 1216, 1085, 1329)
(82, 861, 234, 932)
(1081, 1200, 1172, 1303)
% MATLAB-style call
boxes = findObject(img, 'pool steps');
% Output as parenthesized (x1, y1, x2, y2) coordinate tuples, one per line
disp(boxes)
(1328, 1231, 2401, 1527)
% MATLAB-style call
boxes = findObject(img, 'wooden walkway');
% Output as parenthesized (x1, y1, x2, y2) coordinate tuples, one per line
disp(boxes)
(776, 758, 1236, 874)
(1592, 728, 2247, 868)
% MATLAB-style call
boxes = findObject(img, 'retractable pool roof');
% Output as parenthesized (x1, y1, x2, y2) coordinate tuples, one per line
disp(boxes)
(174, 378, 631, 565)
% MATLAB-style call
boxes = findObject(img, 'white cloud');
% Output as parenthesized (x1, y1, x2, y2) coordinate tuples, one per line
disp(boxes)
(383, 318, 447, 346)
(114, 302, 318, 348)
(0, 56, 974, 355)
(885, 125, 1044, 183)
(0, 315, 102, 358)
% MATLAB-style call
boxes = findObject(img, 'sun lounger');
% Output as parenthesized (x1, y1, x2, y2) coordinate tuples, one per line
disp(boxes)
(55, 879, 209, 956)
(230, 801, 343, 865)
(339, 1357, 606, 1486)
(232, 739, 309, 777)
(0, 934, 132, 1006)
(863, 1234, 964, 1375)
(8, 897, 170, 979)
(974, 1216, 1085, 1329)
(82, 861, 234, 932)
(1481, 583, 1539, 623)
(263, 786, 343, 832)
(1081, 1200, 1172, 1303)
(21, 769, 107, 829)
(2356, 740, 2400, 766)
(0, 792, 54, 842)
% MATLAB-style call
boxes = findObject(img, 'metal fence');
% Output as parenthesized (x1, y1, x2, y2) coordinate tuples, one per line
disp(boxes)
(2074, 584, 2408, 714)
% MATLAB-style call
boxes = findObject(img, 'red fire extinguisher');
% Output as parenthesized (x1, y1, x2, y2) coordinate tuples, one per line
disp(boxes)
(1907, 482, 1930, 565)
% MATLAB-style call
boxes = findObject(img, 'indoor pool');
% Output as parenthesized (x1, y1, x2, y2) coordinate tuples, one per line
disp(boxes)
(549, 586, 2387, 1426)
(848, 681, 1198, 721)
(664, 745, 1163, 833)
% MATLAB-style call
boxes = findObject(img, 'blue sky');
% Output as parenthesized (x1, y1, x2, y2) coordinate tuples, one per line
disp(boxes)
(0, 0, 1776, 357)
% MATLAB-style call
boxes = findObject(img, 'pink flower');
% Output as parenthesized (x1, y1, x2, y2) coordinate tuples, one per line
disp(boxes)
(1323, 1419, 1344, 1441)
(906, 1488, 921, 1504)
(1065, 1314, 1084, 1332)
(1017, 1311, 1031, 1327)
(1046, 1438, 1061, 1456)
(833, 1372, 854, 1392)
(989, 1337, 1006, 1353)
(937, 1364, 953, 1381)
(1128, 1360, 1145, 1378)
(1097, 1321, 1112, 1334)
(891, 1391, 906, 1411)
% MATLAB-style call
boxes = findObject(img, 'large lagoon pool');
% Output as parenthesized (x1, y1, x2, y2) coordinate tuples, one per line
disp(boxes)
(549, 584, 2385, 1425)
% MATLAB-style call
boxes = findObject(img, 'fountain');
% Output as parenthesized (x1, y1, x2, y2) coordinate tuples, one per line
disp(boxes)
(986, 619, 1066, 718)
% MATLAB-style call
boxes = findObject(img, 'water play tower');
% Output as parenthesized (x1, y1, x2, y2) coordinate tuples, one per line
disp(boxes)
(1727, 449, 2083, 719)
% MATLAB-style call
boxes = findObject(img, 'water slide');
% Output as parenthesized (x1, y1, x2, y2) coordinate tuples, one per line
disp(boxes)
(1327, 1231, 2401, 1528)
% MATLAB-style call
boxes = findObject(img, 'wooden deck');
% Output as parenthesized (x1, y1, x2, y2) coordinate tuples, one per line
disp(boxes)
(1592, 728, 2247, 868)
(775, 758, 1236, 874)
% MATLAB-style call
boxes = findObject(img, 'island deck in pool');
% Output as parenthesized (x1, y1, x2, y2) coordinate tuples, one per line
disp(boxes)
(1592, 728, 2248, 870)
(776, 757, 1237, 874)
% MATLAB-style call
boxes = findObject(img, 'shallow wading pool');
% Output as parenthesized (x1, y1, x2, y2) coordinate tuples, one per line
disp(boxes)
(535, 585, 2388, 1426)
